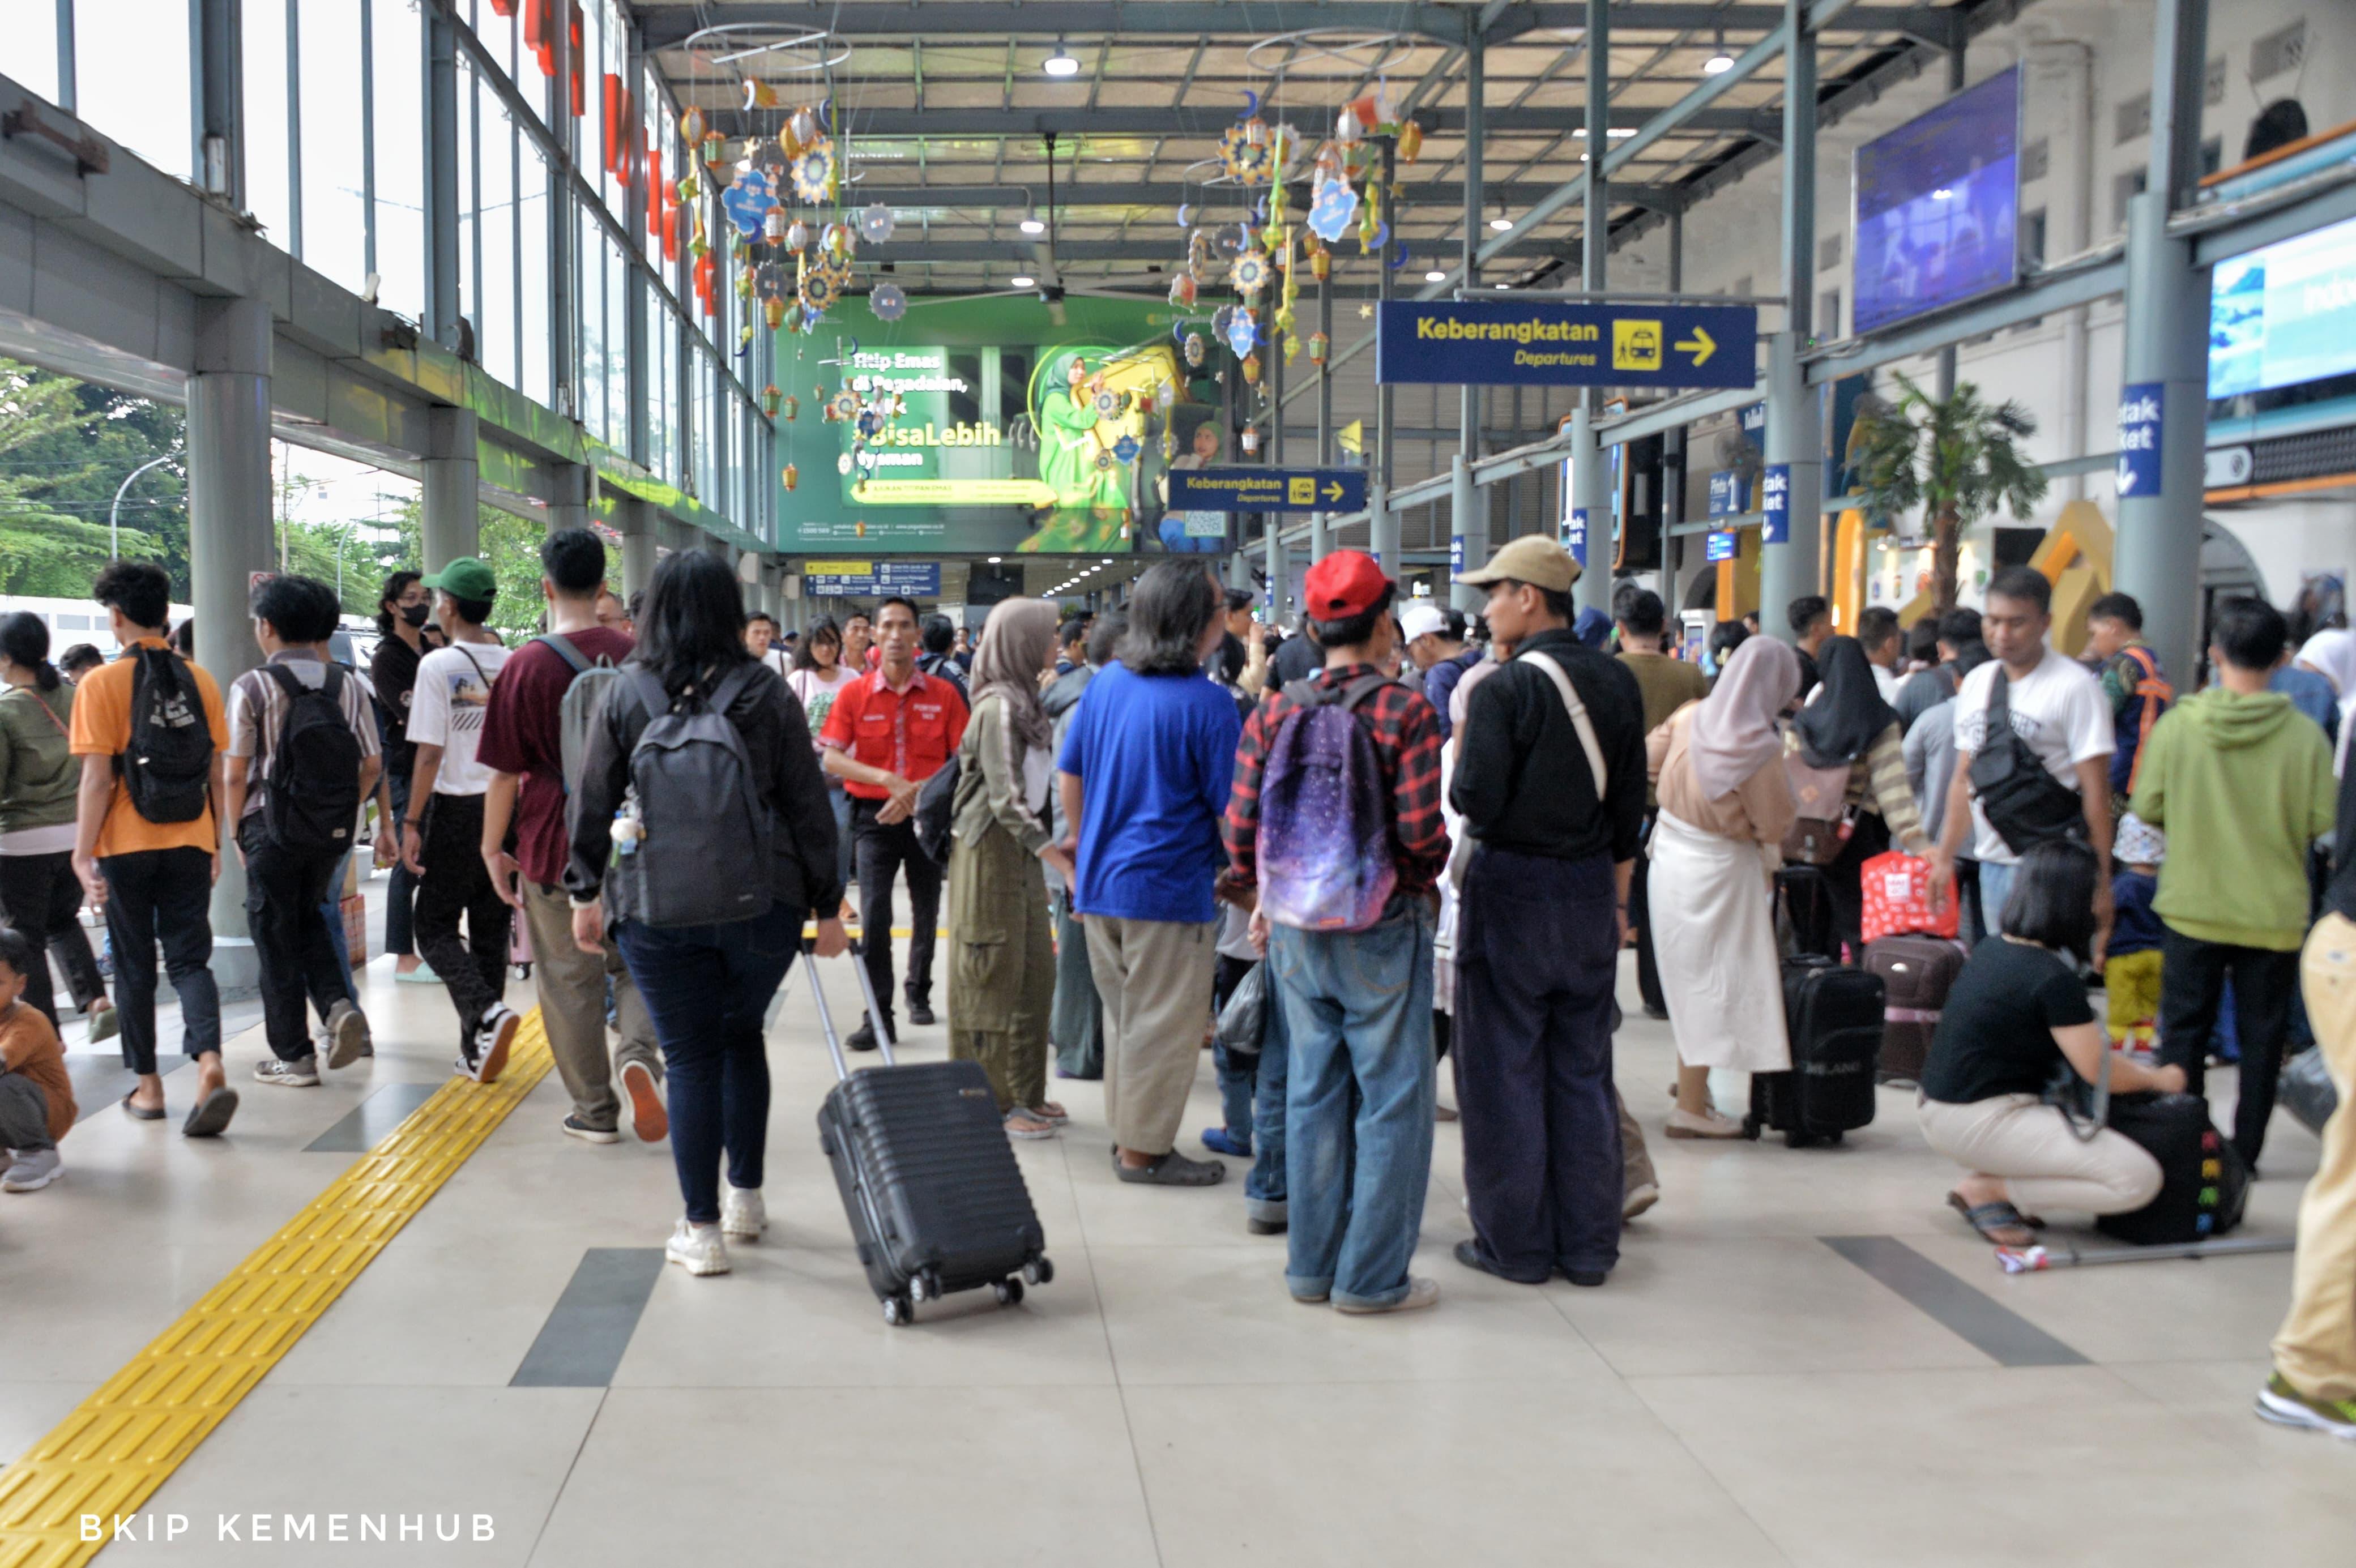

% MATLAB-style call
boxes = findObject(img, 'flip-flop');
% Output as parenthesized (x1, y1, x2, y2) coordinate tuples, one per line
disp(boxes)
(120, 1092, 166, 1122)
(1947, 1190, 2034, 1245)
(182, 1087, 240, 1139)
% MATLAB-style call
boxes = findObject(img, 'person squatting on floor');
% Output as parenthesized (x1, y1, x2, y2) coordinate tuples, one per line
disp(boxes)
(1059, 561, 1240, 1187)
(566, 549, 848, 1278)
(946, 599, 1076, 1141)
(0, 611, 116, 1044)
(477, 527, 667, 1146)
(225, 574, 379, 1089)
(1449, 536, 1650, 1289)
(71, 561, 238, 1138)
(1226, 550, 1449, 1314)
(821, 596, 967, 1049)
(0, 926, 76, 1192)
(400, 557, 520, 1083)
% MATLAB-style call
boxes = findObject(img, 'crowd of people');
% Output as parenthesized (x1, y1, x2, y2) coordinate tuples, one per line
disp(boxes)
(2, 529, 2354, 1434)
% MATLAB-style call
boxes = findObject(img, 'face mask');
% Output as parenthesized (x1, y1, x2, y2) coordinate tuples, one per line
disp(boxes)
(399, 603, 430, 629)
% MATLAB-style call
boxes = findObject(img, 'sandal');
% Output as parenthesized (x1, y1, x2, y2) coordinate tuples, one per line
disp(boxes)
(1947, 1190, 2035, 1246)
(1031, 1101, 1069, 1124)
(1004, 1109, 1057, 1141)
(120, 1091, 166, 1122)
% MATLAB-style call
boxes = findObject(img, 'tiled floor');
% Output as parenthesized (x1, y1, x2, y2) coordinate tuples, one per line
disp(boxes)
(3, 881, 2351, 1565)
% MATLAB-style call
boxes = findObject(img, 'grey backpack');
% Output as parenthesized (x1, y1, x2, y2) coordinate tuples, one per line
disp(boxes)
(609, 663, 775, 928)
(533, 633, 624, 792)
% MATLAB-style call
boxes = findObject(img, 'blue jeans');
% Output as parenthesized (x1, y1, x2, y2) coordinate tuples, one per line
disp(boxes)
(828, 779, 854, 895)
(1977, 860, 2015, 937)
(1211, 955, 1292, 1223)
(1270, 900, 1436, 1308)
(616, 901, 800, 1225)
(384, 768, 420, 957)
(317, 849, 354, 999)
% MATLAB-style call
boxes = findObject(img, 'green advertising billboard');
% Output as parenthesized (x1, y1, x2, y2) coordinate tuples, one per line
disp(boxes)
(772, 295, 1223, 556)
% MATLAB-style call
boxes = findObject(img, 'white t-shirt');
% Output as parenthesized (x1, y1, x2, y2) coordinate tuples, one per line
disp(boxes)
(787, 664, 856, 754)
(1951, 647, 2114, 864)
(1872, 664, 1900, 706)
(407, 640, 512, 797)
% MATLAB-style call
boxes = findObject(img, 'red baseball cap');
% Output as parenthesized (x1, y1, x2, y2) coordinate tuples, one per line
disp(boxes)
(1303, 550, 1393, 620)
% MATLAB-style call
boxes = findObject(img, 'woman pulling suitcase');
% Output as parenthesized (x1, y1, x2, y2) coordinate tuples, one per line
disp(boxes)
(565, 550, 849, 1278)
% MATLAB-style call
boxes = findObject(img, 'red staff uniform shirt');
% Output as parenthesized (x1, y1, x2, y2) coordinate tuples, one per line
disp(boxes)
(818, 666, 969, 800)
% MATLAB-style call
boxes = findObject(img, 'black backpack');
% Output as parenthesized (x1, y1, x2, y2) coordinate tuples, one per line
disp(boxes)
(1966, 669, 2089, 855)
(119, 645, 216, 823)
(258, 665, 363, 854)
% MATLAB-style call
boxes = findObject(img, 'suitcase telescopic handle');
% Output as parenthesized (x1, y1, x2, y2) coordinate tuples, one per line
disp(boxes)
(803, 936, 900, 1082)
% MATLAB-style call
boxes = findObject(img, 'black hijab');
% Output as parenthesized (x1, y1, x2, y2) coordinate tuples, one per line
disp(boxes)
(1794, 634, 1899, 767)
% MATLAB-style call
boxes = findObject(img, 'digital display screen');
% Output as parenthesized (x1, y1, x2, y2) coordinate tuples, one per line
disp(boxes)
(1705, 531, 1738, 563)
(2209, 212, 2356, 398)
(1852, 69, 2021, 335)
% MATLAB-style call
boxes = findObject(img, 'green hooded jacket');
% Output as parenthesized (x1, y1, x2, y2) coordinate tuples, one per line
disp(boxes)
(2129, 686, 2335, 950)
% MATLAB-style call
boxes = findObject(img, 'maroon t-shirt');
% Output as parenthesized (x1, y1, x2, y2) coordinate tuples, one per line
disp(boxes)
(477, 627, 635, 887)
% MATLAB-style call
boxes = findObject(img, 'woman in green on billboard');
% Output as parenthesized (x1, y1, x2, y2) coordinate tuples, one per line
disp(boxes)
(1027, 348, 1145, 553)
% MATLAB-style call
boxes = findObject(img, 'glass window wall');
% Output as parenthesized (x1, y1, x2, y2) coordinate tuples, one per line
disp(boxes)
(76, 0, 190, 180)
(371, 0, 425, 323)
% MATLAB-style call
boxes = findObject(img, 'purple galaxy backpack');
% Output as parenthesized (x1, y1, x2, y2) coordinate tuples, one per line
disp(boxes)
(1258, 674, 1397, 932)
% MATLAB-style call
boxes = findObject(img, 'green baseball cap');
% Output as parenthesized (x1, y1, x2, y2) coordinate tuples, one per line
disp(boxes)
(422, 557, 499, 603)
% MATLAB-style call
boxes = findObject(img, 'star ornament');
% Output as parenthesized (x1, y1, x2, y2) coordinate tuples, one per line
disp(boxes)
(1358, 302, 1374, 319)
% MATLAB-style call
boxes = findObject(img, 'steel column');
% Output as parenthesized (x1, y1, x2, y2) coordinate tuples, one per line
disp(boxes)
(547, 463, 590, 533)
(187, 298, 275, 951)
(1934, 41, 1966, 401)
(1570, 0, 1612, 616)
(1371, 135, 1401, 570)
(1757, 0, 1823, 631)
(425, 1, 463, 348)
(1661, 208, 1688, 615)
(2113, 0, 2212, 687)
(1313, 260, 1333, 563)
(1454, 32, 1488, 602)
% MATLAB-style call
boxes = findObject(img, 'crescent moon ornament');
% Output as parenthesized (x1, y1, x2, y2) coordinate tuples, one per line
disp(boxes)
(1176, 202, 1193, 228)
(1243, 89, 1261, 118)
(1389, 240, 1409, 271)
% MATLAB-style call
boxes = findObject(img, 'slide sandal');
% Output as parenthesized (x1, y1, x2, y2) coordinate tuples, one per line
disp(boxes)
(121, 1092, 166, 1122)
(182, 1088, 240, 1139)
(1947, 1191, 2035, 1246)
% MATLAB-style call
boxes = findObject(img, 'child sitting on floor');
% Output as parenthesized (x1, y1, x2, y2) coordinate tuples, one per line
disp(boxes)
(2104, 813, 2166, 1058)
(0, 926, 75, 1192)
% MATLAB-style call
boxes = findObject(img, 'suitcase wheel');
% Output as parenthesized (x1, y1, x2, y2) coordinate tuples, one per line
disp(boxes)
(1022, 1256, 1055, 1288)
(1742, 1114, 1761, 1142)
(994, 1278, 1026, 1307)
(882, 1293, 913, 1327)
(1785, 1129, 1814, 1150)
(510, 962, 532, 981)
(910, 1270, 943, 1304)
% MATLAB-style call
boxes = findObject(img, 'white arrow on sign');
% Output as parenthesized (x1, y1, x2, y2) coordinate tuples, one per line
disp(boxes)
(2116, 462, 2137, 494)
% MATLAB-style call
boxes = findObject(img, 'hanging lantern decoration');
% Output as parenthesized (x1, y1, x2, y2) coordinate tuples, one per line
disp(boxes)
(1308, 330, 1329, 366)
(761, 384, 783, 418)
(1397, 119, 1425, 163)
(680, 106, 707, 145)
(786, 219, 810, 252)
(1240, 424, 1260, 451)
(872, 282, 908, 322)
(764, 208, 787, 245)
(789, 104, 820, 147)
(782, 463, 799, 492)
(858, 203, 895, 243)
(764, 297, 788, 330)
(1310, 246, 1332, 281)
(1167, 273, 1197, 308)
(702, 131, 728, 173)
(1240, 354, 1262, 386)
(1335, 102, 1367, 146)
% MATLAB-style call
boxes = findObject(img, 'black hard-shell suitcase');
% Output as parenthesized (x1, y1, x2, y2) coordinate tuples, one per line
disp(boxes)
(1862, 935, 1966, 1086)
(2095, 1092, 2250, 1245)
(805, 941, 1052, 1326)
(1746, 954, 1884, 1147)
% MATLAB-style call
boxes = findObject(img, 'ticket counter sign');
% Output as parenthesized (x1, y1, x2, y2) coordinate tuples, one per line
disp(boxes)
(1167, 467, 1367, 512)
(1376, 301, 1758, 390)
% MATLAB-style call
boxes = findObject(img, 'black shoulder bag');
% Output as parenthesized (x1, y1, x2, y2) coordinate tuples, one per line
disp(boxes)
(1966, 669, 2088, 855)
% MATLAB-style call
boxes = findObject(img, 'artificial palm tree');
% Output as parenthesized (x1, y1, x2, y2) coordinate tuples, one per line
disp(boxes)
(1846, 374, 2048, 614)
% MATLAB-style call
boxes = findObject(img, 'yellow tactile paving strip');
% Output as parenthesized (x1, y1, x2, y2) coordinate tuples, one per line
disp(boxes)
(0, 1016, 554, 1568)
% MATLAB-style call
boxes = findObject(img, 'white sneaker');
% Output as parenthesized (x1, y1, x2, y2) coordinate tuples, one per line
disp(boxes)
(2, 1147, 62, 1192)
(254, 1054, 321, 1088)
(665, 1218, 731, 1276)
(1622, 1181, 1661, 1220)
(473, 1005, 519, 1084)
(322, 999, 371, 1070)
(722, 1185, 766, 1241)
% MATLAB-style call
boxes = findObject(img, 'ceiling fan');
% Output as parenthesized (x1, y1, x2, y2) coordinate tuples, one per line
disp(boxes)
(901, 132, 1169, 322)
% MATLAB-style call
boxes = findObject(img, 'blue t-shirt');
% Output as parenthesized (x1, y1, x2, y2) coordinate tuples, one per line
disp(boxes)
(1057, 661, 1242, 924)
(2271, 665, 2341, 745)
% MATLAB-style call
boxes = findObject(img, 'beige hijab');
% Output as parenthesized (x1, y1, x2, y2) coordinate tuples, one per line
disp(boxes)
(1689, 635, 1800, 798)
(970, 598, 1060, 751)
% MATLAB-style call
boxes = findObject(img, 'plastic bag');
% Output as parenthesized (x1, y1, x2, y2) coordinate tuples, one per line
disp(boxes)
(1217, 959, 1267, 1057)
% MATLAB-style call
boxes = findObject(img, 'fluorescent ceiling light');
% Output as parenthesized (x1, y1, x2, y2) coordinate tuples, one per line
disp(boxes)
(1424, 268, 1448, 282)
(1489, 215, 1514, 232)
(1010, 274, 1037, 287)
(1044, 41, 1081, 76)
(986, 556, 1002, 563)
(1019, 212, 1047, 234)
(1702, 31, 1735, 75)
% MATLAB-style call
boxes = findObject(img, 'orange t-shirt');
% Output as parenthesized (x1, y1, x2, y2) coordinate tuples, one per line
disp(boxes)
(67, 637, 231, 858)
(0, 1001, 74, 1143)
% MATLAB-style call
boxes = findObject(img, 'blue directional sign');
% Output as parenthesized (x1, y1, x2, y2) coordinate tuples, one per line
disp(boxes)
(1376, 301, 1759, 389)
(2116, 383, 2164, 498)
(1563, 506, 1590, 566)
(1168, 467, 1367, 512)
(1760, 464, 1792, 545)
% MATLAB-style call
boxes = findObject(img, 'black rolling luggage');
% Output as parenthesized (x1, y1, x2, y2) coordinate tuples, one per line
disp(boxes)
(2095, 1092, 2250, 1245)
(1746, 954, 1884, 1147)
(806, 941, 1053, 1326)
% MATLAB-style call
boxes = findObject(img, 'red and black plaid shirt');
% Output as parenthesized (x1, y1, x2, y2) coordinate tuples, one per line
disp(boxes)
(1224, 663, 1450, 898)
